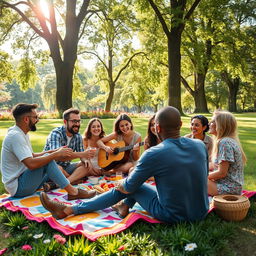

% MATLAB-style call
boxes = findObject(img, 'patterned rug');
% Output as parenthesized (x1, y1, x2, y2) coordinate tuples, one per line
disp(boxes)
(0, 178, 255, 241)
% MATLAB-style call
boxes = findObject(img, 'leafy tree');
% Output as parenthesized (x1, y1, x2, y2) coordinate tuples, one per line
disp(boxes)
(180, 0, 224, 113)
(1, 80, 44, 109)
(0, 51, 13, 83)
(120, 54, 166, 112)
(213, 0, 256, 112)
(0, 0, 94, 114)
(42, 74, 56, 111)
(205, 71, 228, 111)
(82, 0, 143, 111)
(0, 84, 11, 105)
(137, 0, 202, 114)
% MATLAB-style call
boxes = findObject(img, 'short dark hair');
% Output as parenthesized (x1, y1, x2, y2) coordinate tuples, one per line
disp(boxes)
(63, 108, 80, 120)
(191, 115, 209, 133)
(12, 103, 38, 121)
(114, 114, 133, 135)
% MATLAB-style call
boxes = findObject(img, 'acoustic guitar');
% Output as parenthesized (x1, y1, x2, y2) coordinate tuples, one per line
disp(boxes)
(98, 141, 144, 171)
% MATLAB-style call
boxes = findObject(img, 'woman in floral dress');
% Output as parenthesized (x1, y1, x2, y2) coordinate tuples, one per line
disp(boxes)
(208, 110, 246, 195)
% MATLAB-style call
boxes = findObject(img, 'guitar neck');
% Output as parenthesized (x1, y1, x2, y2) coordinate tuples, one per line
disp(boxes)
(117, 142, 144, 153)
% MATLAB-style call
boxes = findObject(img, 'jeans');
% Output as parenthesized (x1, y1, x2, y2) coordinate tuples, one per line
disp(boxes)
(14, 161, 70, 197)
(72, 183, 169, 222)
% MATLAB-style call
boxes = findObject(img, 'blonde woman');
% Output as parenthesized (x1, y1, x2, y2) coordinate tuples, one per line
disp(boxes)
(208, 110, 246, 196)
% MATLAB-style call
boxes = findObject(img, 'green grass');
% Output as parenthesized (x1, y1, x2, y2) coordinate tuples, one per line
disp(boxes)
(0, 114, 256, 255)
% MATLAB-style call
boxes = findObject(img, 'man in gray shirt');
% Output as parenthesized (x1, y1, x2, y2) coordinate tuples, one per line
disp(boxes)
(1, 103, 96, 200)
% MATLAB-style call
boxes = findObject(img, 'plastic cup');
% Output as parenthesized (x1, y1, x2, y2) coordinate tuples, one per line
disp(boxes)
(115, 171, 123, 180)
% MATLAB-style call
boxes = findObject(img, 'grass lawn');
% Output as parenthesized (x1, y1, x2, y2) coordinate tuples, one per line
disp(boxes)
(0, 113, 256, 255)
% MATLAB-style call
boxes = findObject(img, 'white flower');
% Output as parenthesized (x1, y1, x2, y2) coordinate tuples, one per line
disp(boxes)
(33, 233, 44, 239)
(184, 243, 197, 251)
(43, 239, 51, 244)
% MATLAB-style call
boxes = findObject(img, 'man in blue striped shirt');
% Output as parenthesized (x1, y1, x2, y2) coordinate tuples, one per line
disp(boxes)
(44, 108, 98, 187)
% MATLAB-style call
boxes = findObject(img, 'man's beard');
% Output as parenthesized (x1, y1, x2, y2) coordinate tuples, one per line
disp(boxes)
(29, 121, 37, 132)
(67, 125, 80, 135)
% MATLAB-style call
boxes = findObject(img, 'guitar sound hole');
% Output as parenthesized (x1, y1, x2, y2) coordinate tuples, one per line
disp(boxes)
(113, 148, 119, 155)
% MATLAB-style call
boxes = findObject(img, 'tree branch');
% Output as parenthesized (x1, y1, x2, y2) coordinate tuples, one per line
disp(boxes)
(1, 1, 45, 38)
(81, 50, 108, 70)
(184, 0, 201, 21)
(147, 0, 170, 36)
(77, 0, 91, 27)
(114, 52, 145, 83)
(181, 75, 194, 96)
(0, 19, 21, 41)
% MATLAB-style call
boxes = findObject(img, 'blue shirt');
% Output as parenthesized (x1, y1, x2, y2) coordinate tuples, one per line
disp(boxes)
(44, 126, 84, 167)
(123, 137, 209, 223)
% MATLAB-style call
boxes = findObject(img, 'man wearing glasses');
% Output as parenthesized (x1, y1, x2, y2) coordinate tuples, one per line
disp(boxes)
(0, 103, 96, 200)
(43, 108, 98, 190)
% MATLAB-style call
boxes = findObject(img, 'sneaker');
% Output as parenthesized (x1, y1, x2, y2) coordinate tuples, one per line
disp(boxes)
(67, 188, 96, 201)
(43, 181, 59, 192)
(40, 192, 68, 219)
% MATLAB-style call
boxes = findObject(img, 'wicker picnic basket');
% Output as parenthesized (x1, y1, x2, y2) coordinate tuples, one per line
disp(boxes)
(213, 194, 250, 221)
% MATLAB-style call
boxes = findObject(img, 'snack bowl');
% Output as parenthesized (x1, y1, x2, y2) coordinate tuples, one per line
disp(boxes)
(87, 176, 100, 185)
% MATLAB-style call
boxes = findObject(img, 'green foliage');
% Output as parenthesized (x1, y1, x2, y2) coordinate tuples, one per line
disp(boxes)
(3, 212, 28, 234)
(66, 236, 96, 255)
(0, 51, 13, 83)
(16, 57, 39, 91)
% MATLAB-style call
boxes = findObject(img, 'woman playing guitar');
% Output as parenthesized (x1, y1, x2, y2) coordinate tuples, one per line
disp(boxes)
(83, 118, 106, 176)
(97, 113, 142, 174)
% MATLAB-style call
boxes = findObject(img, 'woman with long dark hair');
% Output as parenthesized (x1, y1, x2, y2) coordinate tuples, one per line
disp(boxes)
(97, 113, 141, 174)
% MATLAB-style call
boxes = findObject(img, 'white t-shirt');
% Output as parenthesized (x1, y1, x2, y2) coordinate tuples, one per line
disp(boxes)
(0, 125, 33, 196)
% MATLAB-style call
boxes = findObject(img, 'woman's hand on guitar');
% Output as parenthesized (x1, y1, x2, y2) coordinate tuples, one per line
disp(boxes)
(132, 143, 140, 151)
(104, 145, 113, 154)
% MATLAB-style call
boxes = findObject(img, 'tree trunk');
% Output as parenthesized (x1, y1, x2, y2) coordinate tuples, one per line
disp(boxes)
(54, 61, 75, 114)
(193, 73, 209, 113)
(228, 79, 239, 112)
(168, 29, 183, 114)
(105, 82, 114, 112)
(221, 72, 239, 112)
(153, 104, 158, 113)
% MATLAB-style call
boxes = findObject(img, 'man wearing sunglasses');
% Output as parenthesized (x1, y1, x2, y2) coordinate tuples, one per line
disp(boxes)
(0, 103, 96, 200)
(43, 108, 98, 190)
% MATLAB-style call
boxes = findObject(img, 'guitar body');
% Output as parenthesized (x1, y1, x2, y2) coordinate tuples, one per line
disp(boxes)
(98, 141, 127, 171)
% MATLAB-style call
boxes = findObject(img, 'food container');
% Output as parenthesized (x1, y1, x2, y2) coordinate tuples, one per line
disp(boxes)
(213, 194, 250, 221)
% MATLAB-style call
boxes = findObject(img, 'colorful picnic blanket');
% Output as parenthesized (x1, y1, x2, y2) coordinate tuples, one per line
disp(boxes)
(0, 179, 255, 241)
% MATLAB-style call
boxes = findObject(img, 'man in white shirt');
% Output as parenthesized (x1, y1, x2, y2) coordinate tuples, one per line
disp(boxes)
(0, 103, 96, 200)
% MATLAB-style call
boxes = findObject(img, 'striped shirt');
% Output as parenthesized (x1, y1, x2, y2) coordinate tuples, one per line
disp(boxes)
(44, 126, 84, 167)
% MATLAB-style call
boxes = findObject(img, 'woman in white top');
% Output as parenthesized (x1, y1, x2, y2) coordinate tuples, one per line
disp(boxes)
(97, 113, 141, 174)
(83, 118, 105, 176)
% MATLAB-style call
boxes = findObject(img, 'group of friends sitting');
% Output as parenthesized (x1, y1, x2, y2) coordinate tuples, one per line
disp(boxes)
(0, 103, 246, 223)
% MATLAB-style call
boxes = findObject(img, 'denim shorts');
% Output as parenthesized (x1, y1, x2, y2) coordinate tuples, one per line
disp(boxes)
(63, 162, 79, 175)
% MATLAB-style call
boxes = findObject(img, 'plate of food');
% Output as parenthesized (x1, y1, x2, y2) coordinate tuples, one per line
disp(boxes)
(93, 183, 116, 194)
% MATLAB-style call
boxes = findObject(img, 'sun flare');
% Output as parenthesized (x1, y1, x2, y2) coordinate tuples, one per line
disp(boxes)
(40, 0, 49, 19)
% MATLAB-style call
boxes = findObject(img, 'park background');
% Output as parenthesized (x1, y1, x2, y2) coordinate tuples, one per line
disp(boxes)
(0, 0, 256, 255)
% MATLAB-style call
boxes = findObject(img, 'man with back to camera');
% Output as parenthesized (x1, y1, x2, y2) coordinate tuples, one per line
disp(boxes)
(0, 103, 96, 200)
(43, 107, 102, 190)
(40, 106, 209, 222)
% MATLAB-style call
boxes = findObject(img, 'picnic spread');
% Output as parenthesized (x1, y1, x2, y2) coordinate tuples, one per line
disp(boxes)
(0, 176, 255, 241)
